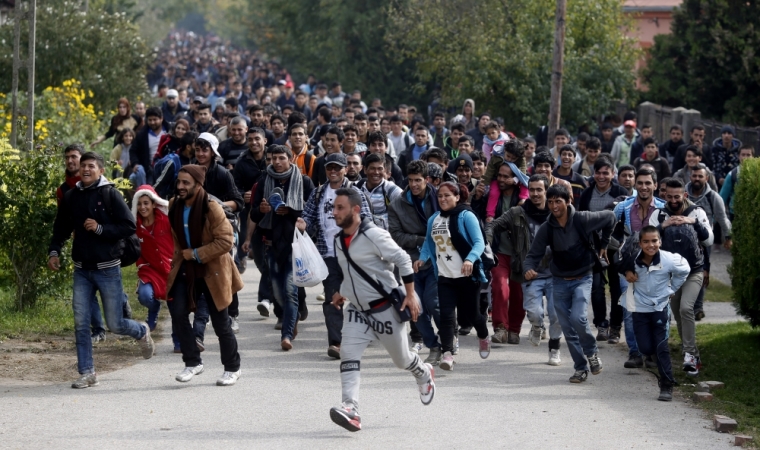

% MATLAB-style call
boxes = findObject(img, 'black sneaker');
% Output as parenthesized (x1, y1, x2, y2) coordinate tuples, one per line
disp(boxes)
(569, 370, 588, 383)
(330, 405, 361, 432)
(644, 355, 658, 369)
(588, 353, 603, 375)
(607, 326, 621, 344)
(458, 326, 472, 336)
(596, 327, 609, 342)
(624, 354, 644, 368)
(695, 311, 705, 321)
(658, 383, 673, 402)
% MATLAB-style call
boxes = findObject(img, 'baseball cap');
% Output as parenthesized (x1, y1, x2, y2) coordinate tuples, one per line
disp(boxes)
(325, 153, 347, 167)
(197, 132, 220, 157)
(166, 89, 178, 98)
(193, 96, 205, 104)
(453, 153, 474, 171)
(278, 79, 287, 86)
(623, 120, 637, 128)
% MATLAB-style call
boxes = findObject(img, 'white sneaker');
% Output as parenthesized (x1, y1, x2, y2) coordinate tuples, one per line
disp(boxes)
(230, 316, 240, 333)
(176, 364, 204, 382)
(138, 323, 155, 359)
(440, 352, 455, 371)
(529, 325, 542, 346)
(548, 349, 561, 366)
(316, 292, 326, 302)
(217, 369, 241, 386)
(257, 300, 272, 317)
(410, 342, 423, 353)
(418, 363, 435, 405)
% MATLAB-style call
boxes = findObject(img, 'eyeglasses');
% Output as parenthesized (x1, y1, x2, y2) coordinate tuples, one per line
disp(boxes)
(325, 165, 344, 172)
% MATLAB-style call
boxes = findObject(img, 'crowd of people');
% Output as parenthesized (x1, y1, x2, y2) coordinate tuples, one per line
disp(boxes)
(48, 32, 753, 432)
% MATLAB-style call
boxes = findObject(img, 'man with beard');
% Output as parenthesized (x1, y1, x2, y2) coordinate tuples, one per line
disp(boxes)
(523, 184, 615, 383)
(488, 174, 562, 364)
(298, 153, 371, 358)
(130, 107, 170, 184)
(251, 145, 315, 350)
(685, 166, 731, 321)
(328, 188, 435, 432)
(345, 153, 363, 182)
(166, 165, 242, 386)
(649, 178, 713, 376)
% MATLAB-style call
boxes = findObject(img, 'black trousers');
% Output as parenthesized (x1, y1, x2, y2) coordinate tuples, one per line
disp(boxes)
(168, 269, 240, 371)
(438, 276, 488, 353)
(591, 250, 623, 328)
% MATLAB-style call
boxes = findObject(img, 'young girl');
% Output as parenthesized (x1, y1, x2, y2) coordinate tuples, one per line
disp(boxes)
(415, 182, 491, 370)
(483, 137, 529, 221)
(110, 128, 135, 178)
(131, 185, 178, 350)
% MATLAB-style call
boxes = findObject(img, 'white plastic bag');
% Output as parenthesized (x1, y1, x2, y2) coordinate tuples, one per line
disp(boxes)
(292, 229, 329, 287)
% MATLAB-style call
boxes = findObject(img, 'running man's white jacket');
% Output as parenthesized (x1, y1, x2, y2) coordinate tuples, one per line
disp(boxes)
(334, 219, 415, 311)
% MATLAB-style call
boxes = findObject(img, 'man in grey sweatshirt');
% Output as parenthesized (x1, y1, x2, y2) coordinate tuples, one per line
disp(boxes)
(328, 188, 435, 432)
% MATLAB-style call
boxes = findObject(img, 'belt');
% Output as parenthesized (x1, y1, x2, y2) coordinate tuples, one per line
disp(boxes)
(563, 275, 585, 281)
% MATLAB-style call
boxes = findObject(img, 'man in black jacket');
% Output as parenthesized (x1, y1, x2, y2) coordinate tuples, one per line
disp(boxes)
(659, 125, 685, 165)
(218, 117, 249, 170)
(48, 152, 155, 389)
(578, 156, 629, 343)
(130, 107, 170, 184)
(193, 132, 245, 337)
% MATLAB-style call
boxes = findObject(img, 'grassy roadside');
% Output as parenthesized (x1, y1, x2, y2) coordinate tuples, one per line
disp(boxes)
(669, 321, 760, 444)
(704, 279, 733, 303)
(0, 265, 154, 339)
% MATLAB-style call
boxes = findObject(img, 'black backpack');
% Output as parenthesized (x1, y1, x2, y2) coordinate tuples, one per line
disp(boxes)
(101, 186, 141, 267)
(448, 208, 497, 279)
(656, 206, 703, 269)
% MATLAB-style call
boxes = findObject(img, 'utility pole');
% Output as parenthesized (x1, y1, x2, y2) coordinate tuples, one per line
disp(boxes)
(10, 0, 36, 152)
(548, 0, 566, 138)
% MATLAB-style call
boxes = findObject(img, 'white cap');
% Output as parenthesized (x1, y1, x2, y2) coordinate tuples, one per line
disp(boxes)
(197, 132, 220, 157)
(166, 89, 179, 98)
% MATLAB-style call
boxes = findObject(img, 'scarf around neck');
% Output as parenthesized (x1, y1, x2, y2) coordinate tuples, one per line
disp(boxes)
(440, 203, 470, 218)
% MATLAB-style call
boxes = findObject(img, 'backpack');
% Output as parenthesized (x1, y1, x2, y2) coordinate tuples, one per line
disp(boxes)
(153, 152, 182, 199)
(656, 206, 703, 269)
(614, 230, 640, 270)
(207, 193, 240, 234)
(448, 209, 496, 279)
(100, 186, 141, 267)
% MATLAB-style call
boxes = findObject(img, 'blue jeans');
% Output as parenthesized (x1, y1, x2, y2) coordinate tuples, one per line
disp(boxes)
(413, 265, 441, 349)
(522, 278, 562, 347)
(266, 246, 298, 340)
(73, 266, 145, 374)
(90, 293, 105, 335)
(137, 281, 162, 329)
(618, 276, 640, 356)
(552, 275, 598, 371)
(129, 165, 146, 187)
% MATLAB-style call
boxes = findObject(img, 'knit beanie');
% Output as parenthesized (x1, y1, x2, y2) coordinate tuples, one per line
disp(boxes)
(180, 164, 207, 185)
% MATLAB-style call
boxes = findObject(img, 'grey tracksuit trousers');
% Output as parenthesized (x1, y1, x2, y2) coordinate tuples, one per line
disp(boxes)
(340, 302, 431, 412)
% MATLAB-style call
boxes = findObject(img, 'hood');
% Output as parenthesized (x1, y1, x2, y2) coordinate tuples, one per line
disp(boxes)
(76, 175, 113, 190)
(686, 180, 713, 202)
(462, 98, 475, 116)
(711, 137, 741, 151)
(132, 184, 170, 217)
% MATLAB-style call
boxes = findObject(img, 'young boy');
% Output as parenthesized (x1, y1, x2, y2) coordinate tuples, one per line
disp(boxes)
(483, 138, 529, 221)
(620, 226, 690, 402)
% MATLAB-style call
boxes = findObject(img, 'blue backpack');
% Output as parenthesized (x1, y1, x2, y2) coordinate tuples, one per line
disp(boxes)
(153, 152, 182, 199)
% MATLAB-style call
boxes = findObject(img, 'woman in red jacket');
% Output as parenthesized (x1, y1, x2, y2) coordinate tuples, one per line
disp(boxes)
(132, 185, 174, 340)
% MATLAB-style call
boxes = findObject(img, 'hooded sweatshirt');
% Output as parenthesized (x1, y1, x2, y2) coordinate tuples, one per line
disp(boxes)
(685, 181, 731, 238)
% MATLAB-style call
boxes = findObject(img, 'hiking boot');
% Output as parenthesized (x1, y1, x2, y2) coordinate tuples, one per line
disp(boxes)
(230, 316, 240, 334)
(440, 352, 455, 371)
(596, 326, 609, 342)
(330, 404, 361, 432)
(529, 325, 542, 346)
(491, 326, 508, 344)
(217, 369, 241, 386)
(548, 349, 561, 366)
(507, 331, 520, 345)
(695, 310, 705, 321)
(683, 352, 700, 377)
(418, 363, 436, 405)
(607, 326, 621, 344)
(658, 383, 673, 402)
(257, 300, 272, 317)
(479, 337, 491, 359)
(138, 323, 155, 359)
(410, 342, 424, 353)
(71, 373, 98, 389)
(176, 364, 204, 382)
(644, 355, 658, 369)
(328, 345, 341, 359)
(458, 326, 472, 336)
(275, 319, 283, 330)
(196, 338, 205, 352)
(281, 338, 293, 351)
(424, 347, 442, 366)
(624, 354, 644, 369)
(91, 331, 106, 345)
(569, 370, 588, 383)
(588, 353, 603, 375)
(452, 336, 459, 355)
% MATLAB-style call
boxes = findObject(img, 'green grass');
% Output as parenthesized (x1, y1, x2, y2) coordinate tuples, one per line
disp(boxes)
(670, 321, 760, 441)
(705, 279, 734, 303)
(0, 265, 150, 339)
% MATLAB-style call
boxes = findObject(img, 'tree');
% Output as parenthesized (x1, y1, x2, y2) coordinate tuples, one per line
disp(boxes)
(387, 0, 639, 134)
(223, 0, 427, 109)
(0, 0, 151, 112)
(643, 0, 760, 126)
(729, 157, 760, 327)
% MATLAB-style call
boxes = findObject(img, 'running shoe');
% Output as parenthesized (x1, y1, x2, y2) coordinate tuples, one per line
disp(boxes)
(71, 373, 99, 389)
(479, 337, 491, 359)
(176, 365, 204, 382)
(440, 352, 455, 371)
(529, 325, 542, 346)
(330, 404, 361, 432)
(588, 353, 603, 375)
(569, 370, 588, 383)
(217, 369, 241, 386)
(548, 349, 561, 366)
(410, 342, 424, 353)
(418, 363, 436, 405)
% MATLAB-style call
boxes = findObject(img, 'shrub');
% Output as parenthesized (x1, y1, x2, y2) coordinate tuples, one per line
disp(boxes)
(729, 157, 760, 327)
(0, 140, 72, 310)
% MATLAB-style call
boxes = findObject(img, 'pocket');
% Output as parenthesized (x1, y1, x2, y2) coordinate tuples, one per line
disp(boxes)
(101, 266, 122, 279)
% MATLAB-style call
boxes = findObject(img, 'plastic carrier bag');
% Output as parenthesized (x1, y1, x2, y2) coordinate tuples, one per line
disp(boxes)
(292, 229, 329, 287)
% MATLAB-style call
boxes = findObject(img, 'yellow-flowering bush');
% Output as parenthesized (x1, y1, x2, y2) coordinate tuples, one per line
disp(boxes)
(0, 79, 106, 148)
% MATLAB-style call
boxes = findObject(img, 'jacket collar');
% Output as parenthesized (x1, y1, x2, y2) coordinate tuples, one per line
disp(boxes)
(635, 250, 662, 269)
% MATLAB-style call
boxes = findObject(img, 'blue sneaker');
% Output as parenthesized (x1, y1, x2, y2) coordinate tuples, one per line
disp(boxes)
(268, 188, 285, 211)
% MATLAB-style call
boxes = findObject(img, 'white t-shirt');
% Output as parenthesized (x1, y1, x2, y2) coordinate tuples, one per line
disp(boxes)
(431, 215, 464, 279)
(148, 129, 166, 161)
(320, 185, 341, 255)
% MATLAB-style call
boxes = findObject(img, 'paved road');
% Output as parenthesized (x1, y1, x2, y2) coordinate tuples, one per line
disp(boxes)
(0, 268, 737, 448)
